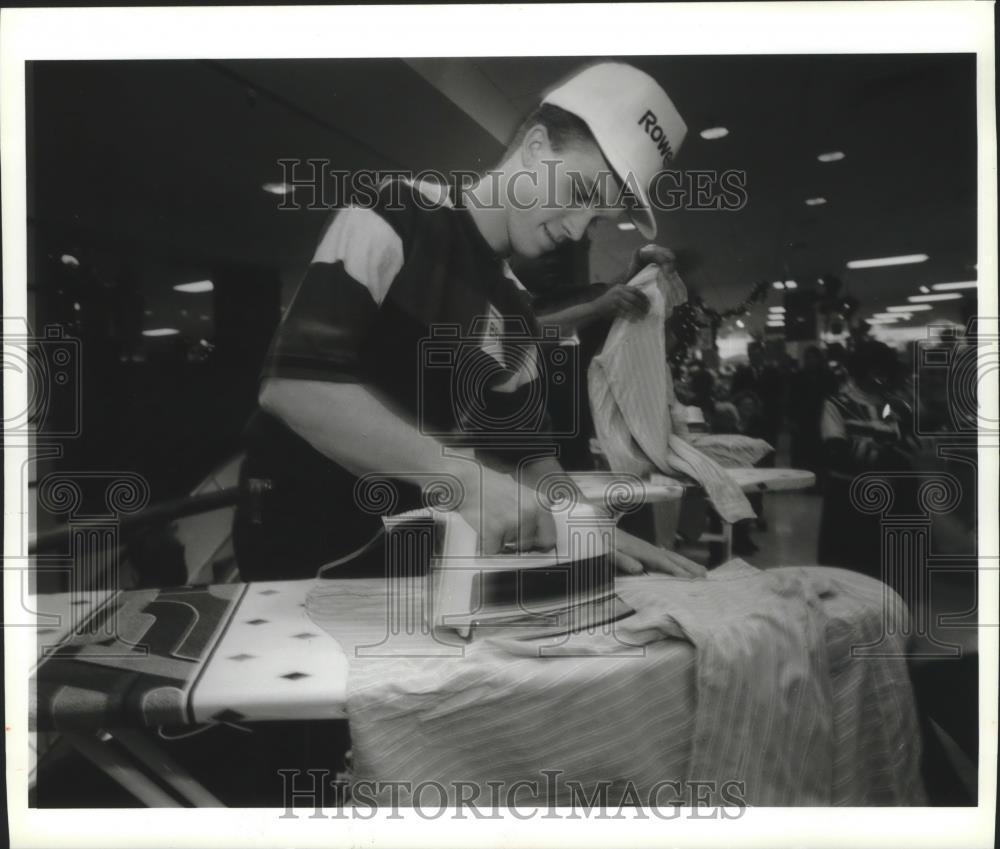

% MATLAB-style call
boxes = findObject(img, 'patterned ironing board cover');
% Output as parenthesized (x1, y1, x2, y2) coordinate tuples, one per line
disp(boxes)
(30, 581, 350, 731)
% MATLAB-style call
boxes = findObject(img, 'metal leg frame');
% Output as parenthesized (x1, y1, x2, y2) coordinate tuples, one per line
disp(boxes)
(63, 729, 225, 807)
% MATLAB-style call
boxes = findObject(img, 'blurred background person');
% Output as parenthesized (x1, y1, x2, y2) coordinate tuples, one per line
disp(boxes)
(789, 345, 837, 487)
(817, 339, 922, 578)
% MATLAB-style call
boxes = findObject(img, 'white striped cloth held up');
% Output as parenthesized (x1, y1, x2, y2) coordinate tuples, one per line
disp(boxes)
(588, 265, 756, 523)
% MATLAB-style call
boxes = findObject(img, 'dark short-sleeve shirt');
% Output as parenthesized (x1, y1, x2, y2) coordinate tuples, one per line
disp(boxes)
(238, 179, 559, 577)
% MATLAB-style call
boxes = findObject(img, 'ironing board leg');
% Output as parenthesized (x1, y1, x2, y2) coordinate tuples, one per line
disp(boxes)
(651, 501, 682, 549)
(64, 731, 183, 807)
(721, 521, 733, 560)
(112, 728, 226, 806)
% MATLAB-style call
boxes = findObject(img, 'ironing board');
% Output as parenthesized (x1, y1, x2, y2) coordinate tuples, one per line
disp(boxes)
(27, 562, 930, 808)
(641, 467, 815, 559)
(28, 575, 684, 806)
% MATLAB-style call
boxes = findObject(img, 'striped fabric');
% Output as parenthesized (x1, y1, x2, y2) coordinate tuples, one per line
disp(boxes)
(588, 266, 756, 522)
(683, 433, 775, 469)
(338, 561, 924, 806)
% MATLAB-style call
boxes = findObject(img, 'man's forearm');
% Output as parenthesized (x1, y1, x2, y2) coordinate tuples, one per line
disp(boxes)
(536, 300, 604, 337)
(259, 377, 474, 485)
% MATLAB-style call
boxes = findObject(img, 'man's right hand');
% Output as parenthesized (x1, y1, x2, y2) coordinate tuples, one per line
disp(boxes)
(456, 466, 558, 555)
(595, 283, 651, 321)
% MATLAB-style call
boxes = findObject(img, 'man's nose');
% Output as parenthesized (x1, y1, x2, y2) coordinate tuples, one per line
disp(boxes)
(562, 209, 597, 242)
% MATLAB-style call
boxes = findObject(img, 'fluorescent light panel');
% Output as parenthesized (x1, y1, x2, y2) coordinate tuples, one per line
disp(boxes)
(142, 328, 180, 337)
(931, 281, 977, 291)
(818, 151, 845, 162)
(887, 304, 931, 312)
(846, 254, 929, 269)
(908, 293, 963, 303)
(700, 127, 729, 140)
(174, 280, 214, 293)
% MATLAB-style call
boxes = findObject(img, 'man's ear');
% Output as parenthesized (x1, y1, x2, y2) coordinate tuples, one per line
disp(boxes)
(520, 124, 552, 168)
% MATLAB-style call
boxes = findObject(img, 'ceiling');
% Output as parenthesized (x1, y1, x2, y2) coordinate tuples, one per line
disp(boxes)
(27, 54, 978, 339)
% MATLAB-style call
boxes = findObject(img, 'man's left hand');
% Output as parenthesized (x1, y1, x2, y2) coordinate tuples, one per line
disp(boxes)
(625, 244, 677, 282)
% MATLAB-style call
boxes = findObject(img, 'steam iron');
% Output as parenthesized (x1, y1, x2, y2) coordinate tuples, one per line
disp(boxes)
(423, 503, 631, 640)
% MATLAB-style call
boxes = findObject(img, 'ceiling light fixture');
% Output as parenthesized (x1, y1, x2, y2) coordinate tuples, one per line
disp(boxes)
(617, 222, 637, 231)
(772, 281, 784, 290)
(805, 198, 827, 206)
(931, 281, 977, 291)
(784, 280, 798, 289)
(173, 280, 214, 293)
(262, 182, 296, 196)
(817, 151, 846, 162)
(874, 312, 908, 320)
(769, 306, 786, 313)
(700, 127, 729, 140)
(142, 328, 180, 337)
(887, 304, 931, 312)
(908, 293, 963, 303)
(846, 254, 929, 269)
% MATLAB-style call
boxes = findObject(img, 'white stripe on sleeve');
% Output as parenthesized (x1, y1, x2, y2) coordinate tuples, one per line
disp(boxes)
(312, 207, 404, 307)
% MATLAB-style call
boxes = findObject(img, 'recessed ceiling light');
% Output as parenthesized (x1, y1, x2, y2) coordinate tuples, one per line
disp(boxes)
(617, 222, 637, 231)
(736, 319, 745, 328)
(199, 314, 210, 320)
(700, 127, 729, 140)
(887, 304, 931, 312)
(919, 285, 930, 293)
(766, 321, 785, 328)
(818, 151, 845, 162)
(769, 306, 786, 313)
(932, 281, 977, 291)
(784, 280, 798, 289)
(262, 182, 296, 196)
(60, 254, 80, 267)
(142, 328, 180, 337)
(173, 280, 214, 293)
(73, 302, 81, 311)
(846, 254, 929, 269)
(805, 198, 827, 206)
(867, 316, 901, 324)
(908, 293, 963, 303)
(874, 312, 908, 320)
(772, 281, 785, 290)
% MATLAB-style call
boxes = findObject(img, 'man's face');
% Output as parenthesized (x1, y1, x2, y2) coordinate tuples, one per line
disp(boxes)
(506, 125, 627, 258)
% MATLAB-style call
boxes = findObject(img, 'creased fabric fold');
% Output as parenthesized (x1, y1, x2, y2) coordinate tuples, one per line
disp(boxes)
(587, 265, 756, 522)
(328, 562, 924, 807)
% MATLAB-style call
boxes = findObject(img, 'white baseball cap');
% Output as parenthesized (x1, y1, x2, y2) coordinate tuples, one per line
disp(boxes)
(542, 62, 687, 240)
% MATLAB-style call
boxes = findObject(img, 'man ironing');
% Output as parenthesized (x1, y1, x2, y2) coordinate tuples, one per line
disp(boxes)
(234, 61, 704, 580)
